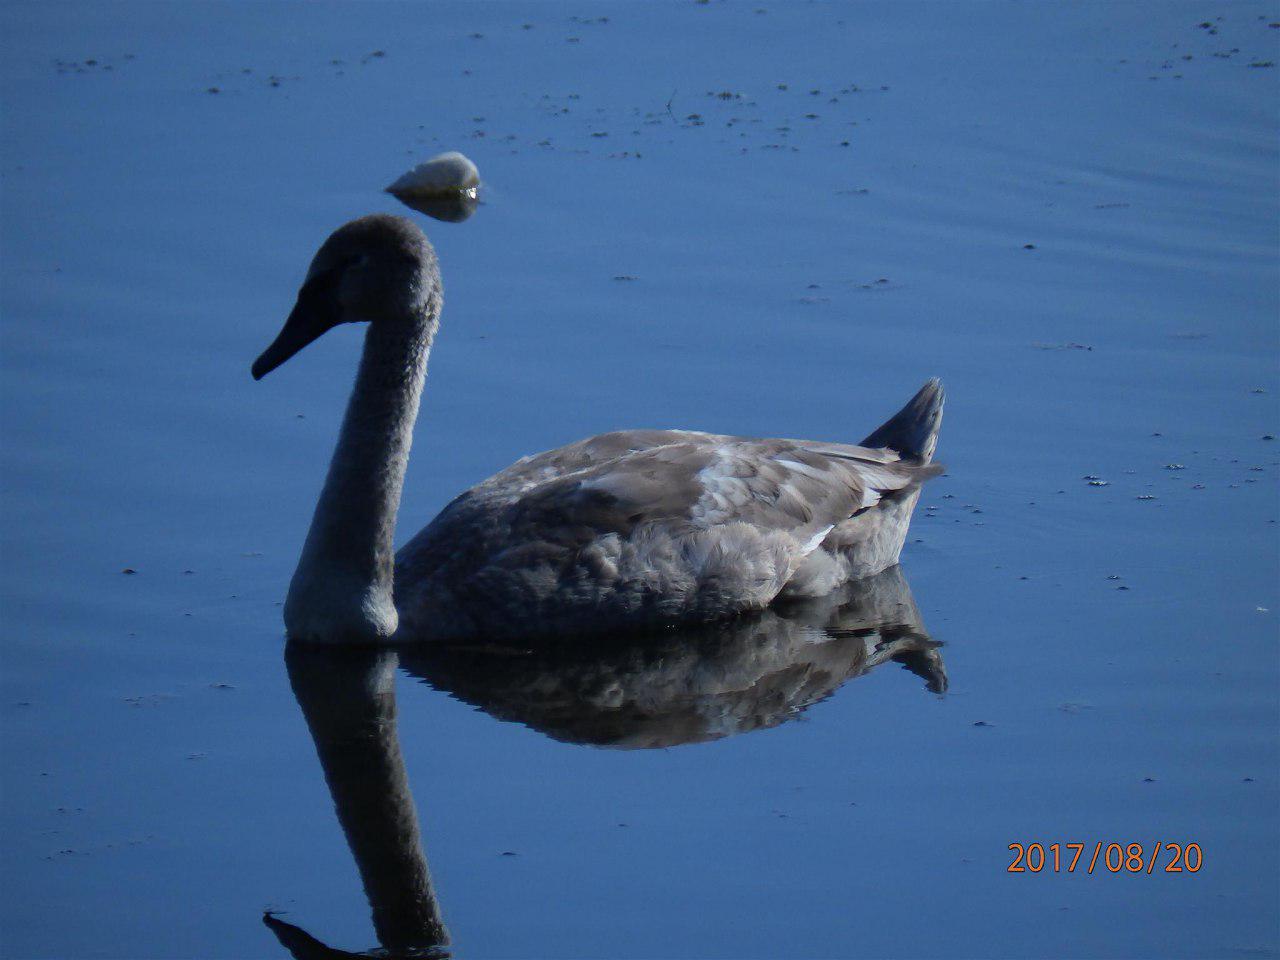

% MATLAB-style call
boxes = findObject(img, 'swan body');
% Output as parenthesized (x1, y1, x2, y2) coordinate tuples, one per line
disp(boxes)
(254, 215, 943, 644)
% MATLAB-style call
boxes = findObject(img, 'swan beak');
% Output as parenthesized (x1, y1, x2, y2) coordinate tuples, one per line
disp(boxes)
(252, 310, 327, 380)
(252, 275, 344, 380)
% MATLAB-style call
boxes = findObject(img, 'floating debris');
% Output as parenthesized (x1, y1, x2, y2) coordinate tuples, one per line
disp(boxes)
(386, 151, 480, 222)
(1163, 463, 1186, 470)
(386, 151, 480, 195)
(1034, 342, 1093, 351)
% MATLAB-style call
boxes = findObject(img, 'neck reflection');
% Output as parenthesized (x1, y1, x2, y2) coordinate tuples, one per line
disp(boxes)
(270, 643, 449, 959)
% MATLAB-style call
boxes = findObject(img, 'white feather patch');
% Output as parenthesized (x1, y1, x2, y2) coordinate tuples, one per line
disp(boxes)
(774, 458, 830, 480)
(851, 463, 913, 499)
(800, 524, 836, 556)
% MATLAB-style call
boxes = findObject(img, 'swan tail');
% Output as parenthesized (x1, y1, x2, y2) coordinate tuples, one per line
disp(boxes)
(861, 378, 945, 465)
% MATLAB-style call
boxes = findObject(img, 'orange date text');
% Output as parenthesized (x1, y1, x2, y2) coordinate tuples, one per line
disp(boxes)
(1007, 841, 1203, 874)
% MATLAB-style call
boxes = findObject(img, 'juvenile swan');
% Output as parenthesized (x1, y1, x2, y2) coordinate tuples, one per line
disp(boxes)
(253, 215, 944, 644)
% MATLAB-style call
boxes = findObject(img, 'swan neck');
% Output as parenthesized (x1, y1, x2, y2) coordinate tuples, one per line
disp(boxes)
(285, 314, 434, 642)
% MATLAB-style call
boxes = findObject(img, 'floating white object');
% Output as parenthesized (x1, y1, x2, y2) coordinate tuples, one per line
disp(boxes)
(386, 151, 480, 200)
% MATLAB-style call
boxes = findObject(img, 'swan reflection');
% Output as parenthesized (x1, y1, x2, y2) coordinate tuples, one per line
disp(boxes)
(401, 564, 944, 747)
(269, 566, 942, 956)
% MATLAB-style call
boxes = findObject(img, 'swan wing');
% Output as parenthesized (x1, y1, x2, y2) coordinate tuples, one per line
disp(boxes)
(396, 431, 934, 638)
(477, 431, 922, 520)
(469, 429, 707, 495)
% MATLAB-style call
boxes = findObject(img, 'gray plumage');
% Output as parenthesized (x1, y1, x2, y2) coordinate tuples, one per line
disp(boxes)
(253, 215, 944, 644)
(395, 418, 942, 639)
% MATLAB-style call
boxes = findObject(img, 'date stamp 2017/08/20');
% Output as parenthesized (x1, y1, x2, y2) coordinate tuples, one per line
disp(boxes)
(1008, 842, 1203, 875)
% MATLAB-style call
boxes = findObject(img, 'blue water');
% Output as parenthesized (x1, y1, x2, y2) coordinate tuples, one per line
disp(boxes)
(2, 2, 1277, 957)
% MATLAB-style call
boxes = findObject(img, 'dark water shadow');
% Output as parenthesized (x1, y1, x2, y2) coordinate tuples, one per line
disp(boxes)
(269, 565, 943, 956)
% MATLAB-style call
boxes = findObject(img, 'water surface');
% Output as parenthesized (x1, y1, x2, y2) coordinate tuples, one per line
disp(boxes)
(1, 2, 1277, 958)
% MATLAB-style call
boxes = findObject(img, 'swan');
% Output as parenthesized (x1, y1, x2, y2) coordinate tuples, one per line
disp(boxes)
(252, 214, 944, 644)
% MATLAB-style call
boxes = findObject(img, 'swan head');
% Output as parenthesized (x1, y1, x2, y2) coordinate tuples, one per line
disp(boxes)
(252, 214, 441, 380)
